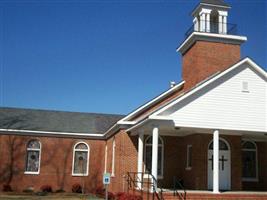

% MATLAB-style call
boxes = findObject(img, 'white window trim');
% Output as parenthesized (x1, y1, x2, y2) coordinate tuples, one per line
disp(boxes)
(241, 140, 258, 182)
(186, 145, 192, 170)
(72, 142, 90, 176)
(111, 138, 116, 177)
(144, 136, 164, 179)
(24, 140, 41, 175)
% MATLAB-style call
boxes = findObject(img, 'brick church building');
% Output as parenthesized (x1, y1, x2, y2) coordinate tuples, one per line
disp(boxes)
(0, 0, 267, 196)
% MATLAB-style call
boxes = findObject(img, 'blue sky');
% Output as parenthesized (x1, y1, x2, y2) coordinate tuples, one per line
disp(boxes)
(0, 0, 266, 115)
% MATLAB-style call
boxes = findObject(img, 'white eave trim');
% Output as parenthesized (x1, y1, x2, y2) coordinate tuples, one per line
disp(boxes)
(177, 32, 247, 55)
(0, 128, 104, 138)
(126, 118, 150, 133)
(150, 57, 267, 117)
(192, 3, 231, 16)
(117, 80, 185, 124)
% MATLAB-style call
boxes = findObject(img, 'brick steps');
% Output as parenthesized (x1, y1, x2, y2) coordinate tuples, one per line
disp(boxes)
(162, 193, 267, 200)
(131, 191, 267, 200)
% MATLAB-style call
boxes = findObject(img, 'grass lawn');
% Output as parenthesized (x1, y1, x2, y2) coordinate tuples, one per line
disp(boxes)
(0, 193, 103, 200)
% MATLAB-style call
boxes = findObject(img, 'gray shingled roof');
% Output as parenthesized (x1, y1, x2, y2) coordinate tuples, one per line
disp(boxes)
(200, 0, 230, 7)
(0, 107, 124, 134)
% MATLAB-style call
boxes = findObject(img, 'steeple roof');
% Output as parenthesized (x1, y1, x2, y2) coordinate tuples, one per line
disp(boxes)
(200, 0, 230, 7)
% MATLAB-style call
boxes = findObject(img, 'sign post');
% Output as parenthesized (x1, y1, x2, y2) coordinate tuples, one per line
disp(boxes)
(103, 173, 111, 200)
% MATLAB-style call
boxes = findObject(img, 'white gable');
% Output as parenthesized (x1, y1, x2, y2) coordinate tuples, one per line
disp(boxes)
(154, 61, 267, 132)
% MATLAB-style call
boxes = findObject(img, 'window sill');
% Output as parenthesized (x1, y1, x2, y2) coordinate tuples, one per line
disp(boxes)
(72, 174, 88, 177)
(24, 171, 39, 175)
(185, 167, 192, 171)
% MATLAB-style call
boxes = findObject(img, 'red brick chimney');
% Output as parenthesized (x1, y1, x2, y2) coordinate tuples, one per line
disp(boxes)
(177, 0, 247, 90)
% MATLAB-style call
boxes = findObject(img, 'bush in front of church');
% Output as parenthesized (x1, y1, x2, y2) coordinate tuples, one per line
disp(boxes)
(40, 185, 53, 193)
(2, 184, 12, 192)
(72, 183, 82, 193)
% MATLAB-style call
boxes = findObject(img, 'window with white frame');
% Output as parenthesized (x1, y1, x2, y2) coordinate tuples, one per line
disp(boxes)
(72, 142, 89, 176)
(186, 145, 192, 169)
(242, 141, 258, 181)
(25, 140, 41, 174)
(144, 136, 164, 177)
(111, 138, 116, 176)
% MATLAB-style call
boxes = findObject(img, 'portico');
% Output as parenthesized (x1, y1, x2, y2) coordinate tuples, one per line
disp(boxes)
(129, 121, 267, 193)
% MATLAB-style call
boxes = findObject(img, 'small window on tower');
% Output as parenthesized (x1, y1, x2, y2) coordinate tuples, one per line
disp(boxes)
(242, 81, 249, 92)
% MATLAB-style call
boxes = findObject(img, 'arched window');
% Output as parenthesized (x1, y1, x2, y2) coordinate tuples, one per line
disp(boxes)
(144, 136, 164, 177)
(209, 139, 229, 150)
(72, 142, 89, 176)
(242, 141, 257, 181)
(25, 140, 41, 174)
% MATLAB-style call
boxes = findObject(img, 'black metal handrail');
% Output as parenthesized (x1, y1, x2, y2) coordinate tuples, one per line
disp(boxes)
(173, 177, 186, 200)
(126, 172, 163, 200)
(185, 20, 238, 38)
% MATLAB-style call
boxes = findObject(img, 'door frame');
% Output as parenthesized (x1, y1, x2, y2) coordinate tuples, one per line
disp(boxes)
(207, 138, 231, 191)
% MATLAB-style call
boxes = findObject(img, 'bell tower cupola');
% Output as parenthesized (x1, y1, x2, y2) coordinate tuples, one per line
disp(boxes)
(178, 0, 247, 90)
(192, 0, 230, 34)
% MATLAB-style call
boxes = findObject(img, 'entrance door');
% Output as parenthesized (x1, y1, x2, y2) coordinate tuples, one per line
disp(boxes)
(208, 139, 231, 191)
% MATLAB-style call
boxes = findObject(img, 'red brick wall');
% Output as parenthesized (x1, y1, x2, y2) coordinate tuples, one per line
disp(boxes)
(182, 41, 241, 90)
(1, 132, 266, 193)
(0, 134, 105, 193)
(106, 130, 138, 193)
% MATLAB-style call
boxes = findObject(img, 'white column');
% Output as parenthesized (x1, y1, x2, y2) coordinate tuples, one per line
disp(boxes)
(200, 13, 205, 32)
(213, 130, 220, 193)
(151, 126, 159, 190)
(206, 13, 210, 33)
(218, 15, 223, 34)
(137, 131, 144, 189)
(223, 16, 227, 34)
(218, 11, 228, 34)
(193, 17, 199, 31)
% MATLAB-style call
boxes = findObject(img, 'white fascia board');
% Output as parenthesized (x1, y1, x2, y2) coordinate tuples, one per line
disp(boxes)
(117, 80, 185, 124)
(126, 118, 150, 133)
(177, 32, 247, 54)
(118, 121, 137, 125)
(0, 128, 104, 138)
(246, 59, 267, 79)
(102, 123, 120, 138)
(172, 124, 267, 134)
(147, 117, 267, 133)
(150, 58, 266, 117)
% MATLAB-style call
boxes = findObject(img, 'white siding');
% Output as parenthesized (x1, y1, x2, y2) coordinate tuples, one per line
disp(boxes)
(160, 63, 267, 132)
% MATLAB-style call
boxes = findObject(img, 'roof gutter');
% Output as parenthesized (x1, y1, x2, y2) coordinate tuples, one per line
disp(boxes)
(0, 128, 105, 139)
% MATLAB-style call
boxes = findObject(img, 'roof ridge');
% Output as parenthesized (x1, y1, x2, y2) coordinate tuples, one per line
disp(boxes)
(0, 106, 125, 117)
